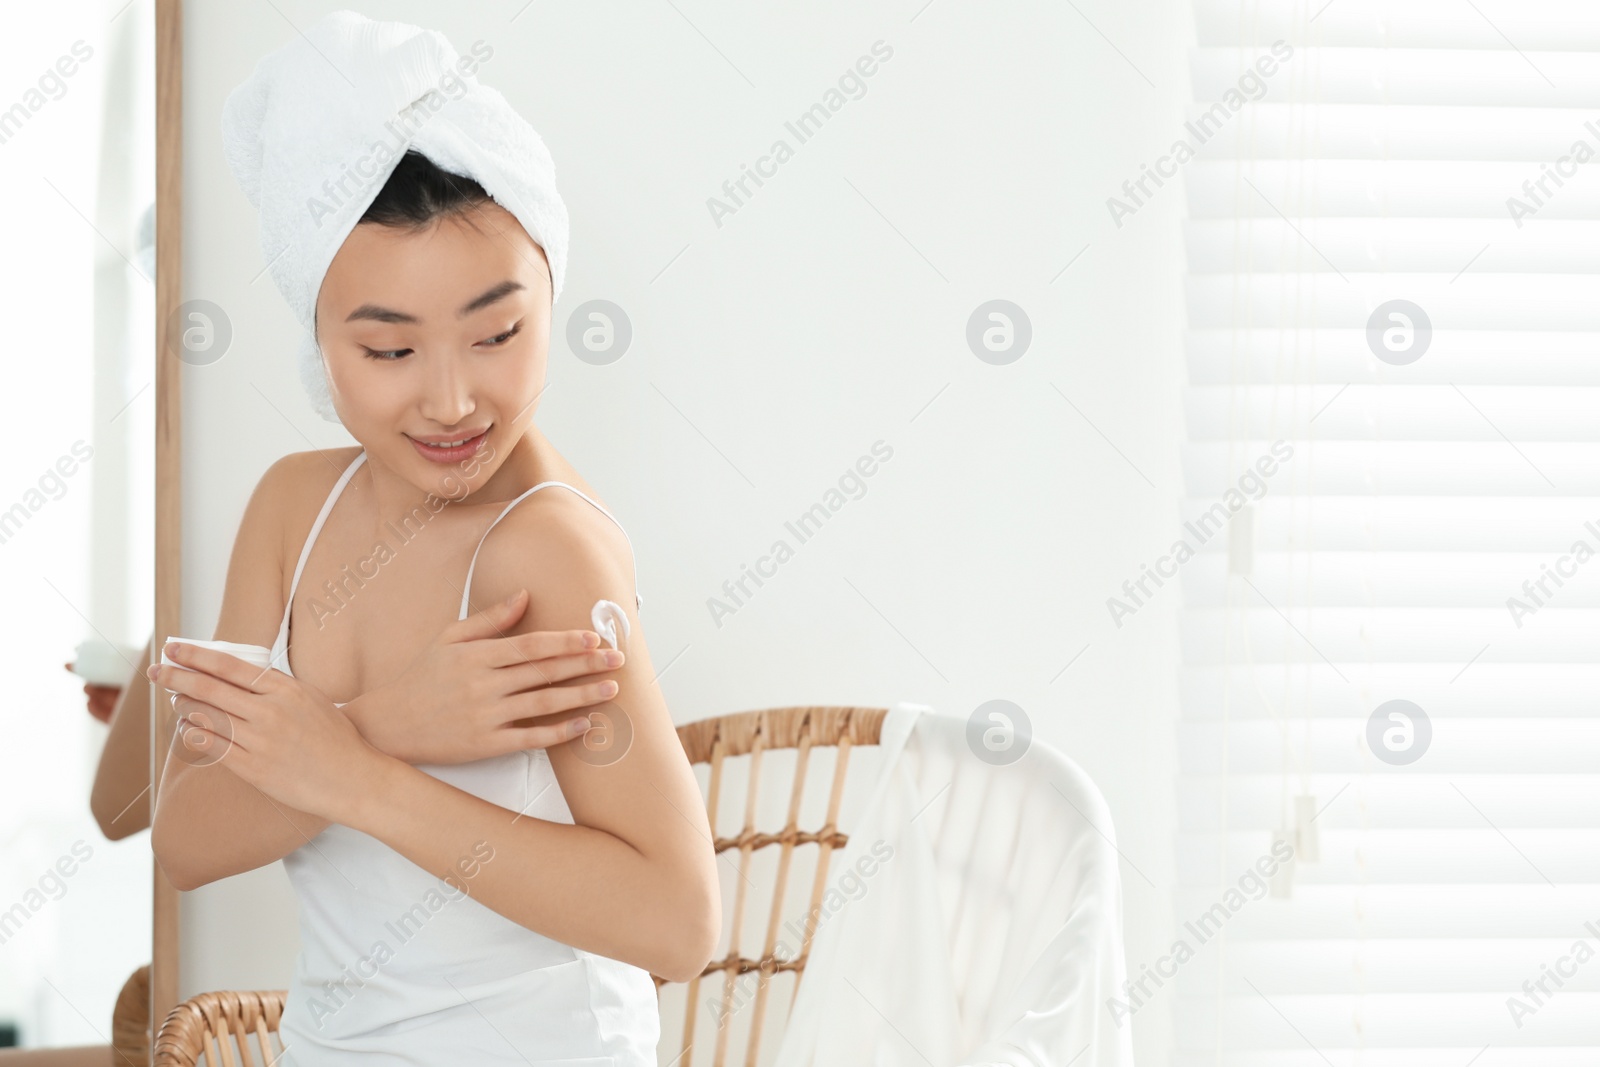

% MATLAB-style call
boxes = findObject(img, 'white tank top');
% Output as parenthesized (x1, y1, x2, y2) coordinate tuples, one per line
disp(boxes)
(270, 450, 658, 1066)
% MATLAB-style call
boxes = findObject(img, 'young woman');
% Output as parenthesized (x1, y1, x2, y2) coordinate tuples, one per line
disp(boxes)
(149, 150, 719, 1065)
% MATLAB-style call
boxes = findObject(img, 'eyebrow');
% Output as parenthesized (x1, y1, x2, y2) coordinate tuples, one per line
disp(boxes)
(344, 280, 526, 324)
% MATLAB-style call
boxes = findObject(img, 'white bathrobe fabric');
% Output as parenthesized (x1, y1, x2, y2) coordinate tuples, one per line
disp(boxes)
(772, 705, 1135, 1067)
(219, 9, 569, 424)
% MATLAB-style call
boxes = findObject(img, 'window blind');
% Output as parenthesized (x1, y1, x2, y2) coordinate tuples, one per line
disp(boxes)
(1173, 1, 1600, 1062)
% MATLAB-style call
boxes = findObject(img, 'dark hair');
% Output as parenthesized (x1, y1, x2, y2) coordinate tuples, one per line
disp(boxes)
(312, 151, 496, 341)
(310, 150, 505, 340)
(359, 149, 491, 231)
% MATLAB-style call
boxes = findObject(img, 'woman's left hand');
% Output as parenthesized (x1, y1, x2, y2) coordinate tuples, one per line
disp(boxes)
(148, 641, 387, 821)
(65, 661, 124, 724)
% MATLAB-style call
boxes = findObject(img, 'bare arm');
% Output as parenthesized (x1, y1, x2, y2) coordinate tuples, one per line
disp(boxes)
(89, 637, 154, 839)
(150, 453, 337, 890)
(335, 501, 721, 981)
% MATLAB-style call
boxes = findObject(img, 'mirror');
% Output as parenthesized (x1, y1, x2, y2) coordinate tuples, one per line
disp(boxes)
(0, 0, 157, 1054)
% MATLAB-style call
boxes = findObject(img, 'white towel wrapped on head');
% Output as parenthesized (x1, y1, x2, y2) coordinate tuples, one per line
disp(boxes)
(220, 8, 568, 424)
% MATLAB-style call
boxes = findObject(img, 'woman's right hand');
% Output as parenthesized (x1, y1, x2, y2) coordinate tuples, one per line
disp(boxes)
(348, 588, 624, 765)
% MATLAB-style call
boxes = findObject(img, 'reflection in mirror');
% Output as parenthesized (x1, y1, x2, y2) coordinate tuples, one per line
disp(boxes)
(0, 0, 154, 1053)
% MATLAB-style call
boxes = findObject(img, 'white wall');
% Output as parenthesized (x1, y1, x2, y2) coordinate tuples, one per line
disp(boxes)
(181, 1, 1190, 1062)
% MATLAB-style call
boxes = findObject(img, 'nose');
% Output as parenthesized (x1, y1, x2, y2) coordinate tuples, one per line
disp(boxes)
(417, 350, 476, 427)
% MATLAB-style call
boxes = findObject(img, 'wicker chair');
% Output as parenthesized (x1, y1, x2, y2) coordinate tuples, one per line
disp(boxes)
(112, 964, 151, 1066)
(154, 705, 890, 1067)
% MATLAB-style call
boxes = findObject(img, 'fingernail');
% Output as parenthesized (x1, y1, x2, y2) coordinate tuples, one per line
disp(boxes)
(603, 650, 623, 667)
(569, 718, 591, 737)
(583, 632, 600, 648)
(605, 681, 619, 696)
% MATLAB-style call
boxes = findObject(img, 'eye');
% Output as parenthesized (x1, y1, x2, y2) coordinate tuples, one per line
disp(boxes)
(360, 321, 521, 361)
(480, 322, 523, 347)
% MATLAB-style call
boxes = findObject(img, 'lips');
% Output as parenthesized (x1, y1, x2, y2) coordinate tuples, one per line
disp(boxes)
(407, 428, 490, 464)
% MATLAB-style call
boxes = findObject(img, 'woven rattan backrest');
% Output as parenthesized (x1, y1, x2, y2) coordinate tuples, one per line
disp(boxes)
(153, 988, 286, 1066)
(657, 705, 889, 1067)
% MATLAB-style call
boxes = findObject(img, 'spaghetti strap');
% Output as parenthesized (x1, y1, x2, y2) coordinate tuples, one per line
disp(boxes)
(272, 451, 368, 665)
(458, 481, 644, 620)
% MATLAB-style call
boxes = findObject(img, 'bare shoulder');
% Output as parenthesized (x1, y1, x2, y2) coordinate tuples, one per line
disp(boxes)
(258, 446, 365, 505)
(463, 484, 639, 625)
(252, 447, 365, 543)
(235, 445, 362, 552)
(211, 447, 364, 646)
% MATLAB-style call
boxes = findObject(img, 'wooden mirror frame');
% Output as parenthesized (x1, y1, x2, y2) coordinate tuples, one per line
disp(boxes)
(151, 0, 182, 1046)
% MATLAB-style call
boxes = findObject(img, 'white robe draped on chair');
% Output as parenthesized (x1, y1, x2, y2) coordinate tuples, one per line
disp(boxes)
(772, 704, 1136, 1067)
